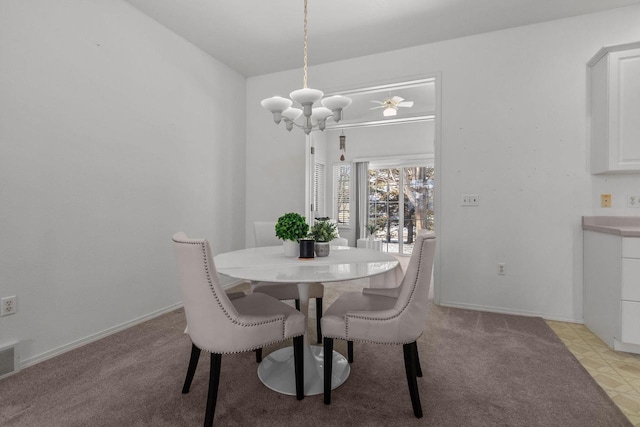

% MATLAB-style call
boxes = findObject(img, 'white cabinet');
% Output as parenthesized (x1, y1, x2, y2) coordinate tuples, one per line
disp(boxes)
(584, 231, 640, 353)
(588, 42, 640, 174)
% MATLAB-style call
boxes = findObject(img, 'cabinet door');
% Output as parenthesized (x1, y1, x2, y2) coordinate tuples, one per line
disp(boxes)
(609, 49, 640, 171)
(621, 301, 640, 345)
(622, 259, 640, 301)
(623, 238, 640, 258)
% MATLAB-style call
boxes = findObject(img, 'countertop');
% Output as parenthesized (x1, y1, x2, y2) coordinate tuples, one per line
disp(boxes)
(582, 216, 640, 237)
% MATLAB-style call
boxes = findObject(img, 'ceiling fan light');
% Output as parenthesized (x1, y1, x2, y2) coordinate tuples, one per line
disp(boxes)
(383, 106, 397, 117)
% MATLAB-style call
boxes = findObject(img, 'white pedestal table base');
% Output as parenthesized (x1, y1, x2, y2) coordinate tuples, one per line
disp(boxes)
(257, 344, 350, 396)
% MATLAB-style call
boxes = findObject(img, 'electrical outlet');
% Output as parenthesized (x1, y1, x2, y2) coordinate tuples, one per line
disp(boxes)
(461, 194, 479, 206)
(601, 194, 612, 208)
(1, 296, 16, 316)
(627, 195, 640, 208)
(497, 263, 506, 275)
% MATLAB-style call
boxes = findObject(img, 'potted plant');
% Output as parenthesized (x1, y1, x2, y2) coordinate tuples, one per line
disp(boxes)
(275, 212, 309, 257)
(367, 221, 378, 241)
(309, 217, 337, 257)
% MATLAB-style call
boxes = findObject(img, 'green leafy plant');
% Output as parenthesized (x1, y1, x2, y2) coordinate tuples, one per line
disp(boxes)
(367, 221, 378, 236)
(309, 218, 337, 243)
(275, 212, 309, 242)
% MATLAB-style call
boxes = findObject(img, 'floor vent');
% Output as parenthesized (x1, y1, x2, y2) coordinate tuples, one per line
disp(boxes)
(0, 342, 19, 379)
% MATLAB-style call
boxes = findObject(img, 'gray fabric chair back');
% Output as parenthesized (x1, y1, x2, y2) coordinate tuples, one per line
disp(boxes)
(172, 233, 241, 352)
(392, 232, 436, 340)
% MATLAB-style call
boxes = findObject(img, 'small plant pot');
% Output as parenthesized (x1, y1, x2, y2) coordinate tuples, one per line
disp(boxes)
(283, 240, 298, 257)
(314, 241, 330, 257)
(299, 239, 315, 258)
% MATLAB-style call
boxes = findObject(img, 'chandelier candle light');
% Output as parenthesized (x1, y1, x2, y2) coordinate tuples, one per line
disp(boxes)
(261, 0, 351, 135)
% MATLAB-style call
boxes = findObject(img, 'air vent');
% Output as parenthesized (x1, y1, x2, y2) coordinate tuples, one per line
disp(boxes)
(0, 342, 19, 379)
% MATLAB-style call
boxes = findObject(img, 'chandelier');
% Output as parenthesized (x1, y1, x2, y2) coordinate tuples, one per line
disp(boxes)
(260, 0, 351, 135)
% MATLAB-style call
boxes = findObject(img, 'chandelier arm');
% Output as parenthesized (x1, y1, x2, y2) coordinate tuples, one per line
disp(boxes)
(285, 120, 326, 131)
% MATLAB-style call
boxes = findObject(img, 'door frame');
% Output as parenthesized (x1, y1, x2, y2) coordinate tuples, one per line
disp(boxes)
(304, 73, 442, 304)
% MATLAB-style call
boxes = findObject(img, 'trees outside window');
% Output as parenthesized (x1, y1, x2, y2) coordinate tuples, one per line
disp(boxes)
(368, 165, 434, 254)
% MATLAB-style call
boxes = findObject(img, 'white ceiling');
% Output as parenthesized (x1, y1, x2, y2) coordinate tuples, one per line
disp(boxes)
(125, 0, 640, 77)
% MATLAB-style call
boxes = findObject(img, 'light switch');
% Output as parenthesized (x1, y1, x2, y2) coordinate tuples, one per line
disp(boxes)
(601, 194, 612, 208)
(461, 194, 479, 206)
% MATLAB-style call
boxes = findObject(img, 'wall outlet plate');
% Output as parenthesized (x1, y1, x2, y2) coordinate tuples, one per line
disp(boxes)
(601, 194, 612, 208)
(1, 296, 16, 316)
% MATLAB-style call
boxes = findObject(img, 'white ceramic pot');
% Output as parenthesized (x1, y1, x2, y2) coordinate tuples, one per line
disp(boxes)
(283, 240, 299, 257)
(314, 241, 330, 257)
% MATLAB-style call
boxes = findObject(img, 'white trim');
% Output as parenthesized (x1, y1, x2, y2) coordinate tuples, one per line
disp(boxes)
(432, 71, 442, 307)
(18, 278, 248, 371)
(305, 134, 312, 221)
(20, 302, 182, 369)
(614, 338, 640, 353)
(325, 77, 436, 97)
(352, 153, 434, 165)
(438, 300, 583, 324)
(327, 115, 434, 131)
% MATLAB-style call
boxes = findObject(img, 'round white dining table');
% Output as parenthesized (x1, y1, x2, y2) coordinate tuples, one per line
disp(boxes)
(214, 245, 399, 396)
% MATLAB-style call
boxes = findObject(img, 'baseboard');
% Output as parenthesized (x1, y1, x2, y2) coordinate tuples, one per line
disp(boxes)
(437, 300, 582, 324)
(20, 302, 183, 370)
(614, 339, 640, 354)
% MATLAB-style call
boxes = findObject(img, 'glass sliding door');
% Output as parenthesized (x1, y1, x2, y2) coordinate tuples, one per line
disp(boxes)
(368, 164, 434, 255)
(401, 166, 434, 255)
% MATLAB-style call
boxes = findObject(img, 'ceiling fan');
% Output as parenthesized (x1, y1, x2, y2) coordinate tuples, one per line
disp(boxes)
(370, 96, 414, 117)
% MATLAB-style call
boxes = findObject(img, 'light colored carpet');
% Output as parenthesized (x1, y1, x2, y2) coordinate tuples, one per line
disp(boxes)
(0, 280, 631, 426)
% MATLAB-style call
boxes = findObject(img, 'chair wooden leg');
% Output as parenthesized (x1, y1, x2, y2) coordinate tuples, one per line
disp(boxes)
(204, 353, 222, 427)
(316, 297, 323, 344)
(255, 348, 262, 363)
(403, 342, 423, 418)
(347, 340, 354, 363)
(324, 337, 334, 405)
(295, 299, 300, 311)
(182, 343, 201, 394)
(293, 335, 304, 400)
(414, 345, 423, 377)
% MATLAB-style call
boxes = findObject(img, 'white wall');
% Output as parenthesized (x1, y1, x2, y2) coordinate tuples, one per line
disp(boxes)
(246, 5, 640, 322)
(0, 0, 246, 366)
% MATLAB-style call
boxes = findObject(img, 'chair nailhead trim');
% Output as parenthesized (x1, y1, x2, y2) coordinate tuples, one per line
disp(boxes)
(173, 236, 288, 342)
(344, 238, 426, 342)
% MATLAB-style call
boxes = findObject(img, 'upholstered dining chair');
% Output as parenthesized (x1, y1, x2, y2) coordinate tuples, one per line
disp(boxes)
(251, 221, 325, 345)
(321, 232, 436, 418)
(172, 232, 306, 426)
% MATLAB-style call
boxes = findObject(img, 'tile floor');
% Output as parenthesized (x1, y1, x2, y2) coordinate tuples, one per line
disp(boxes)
(546, 320, 640, 426)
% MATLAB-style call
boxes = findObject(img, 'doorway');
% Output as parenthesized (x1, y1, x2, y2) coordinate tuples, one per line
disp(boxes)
(304, 74, 441, 299)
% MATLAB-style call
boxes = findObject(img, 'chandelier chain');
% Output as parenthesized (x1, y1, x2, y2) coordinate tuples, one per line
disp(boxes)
(303, 0, 308, 88)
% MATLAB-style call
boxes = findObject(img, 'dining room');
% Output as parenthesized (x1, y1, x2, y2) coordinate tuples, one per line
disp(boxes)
(2, 0, 640, 425)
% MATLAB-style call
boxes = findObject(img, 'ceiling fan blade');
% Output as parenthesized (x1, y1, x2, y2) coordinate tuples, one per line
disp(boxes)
(370, 105, 385, 110)
(398, 101, 414, 107)
(370, 100, 384, 104)
(391, 96, 404, 103)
